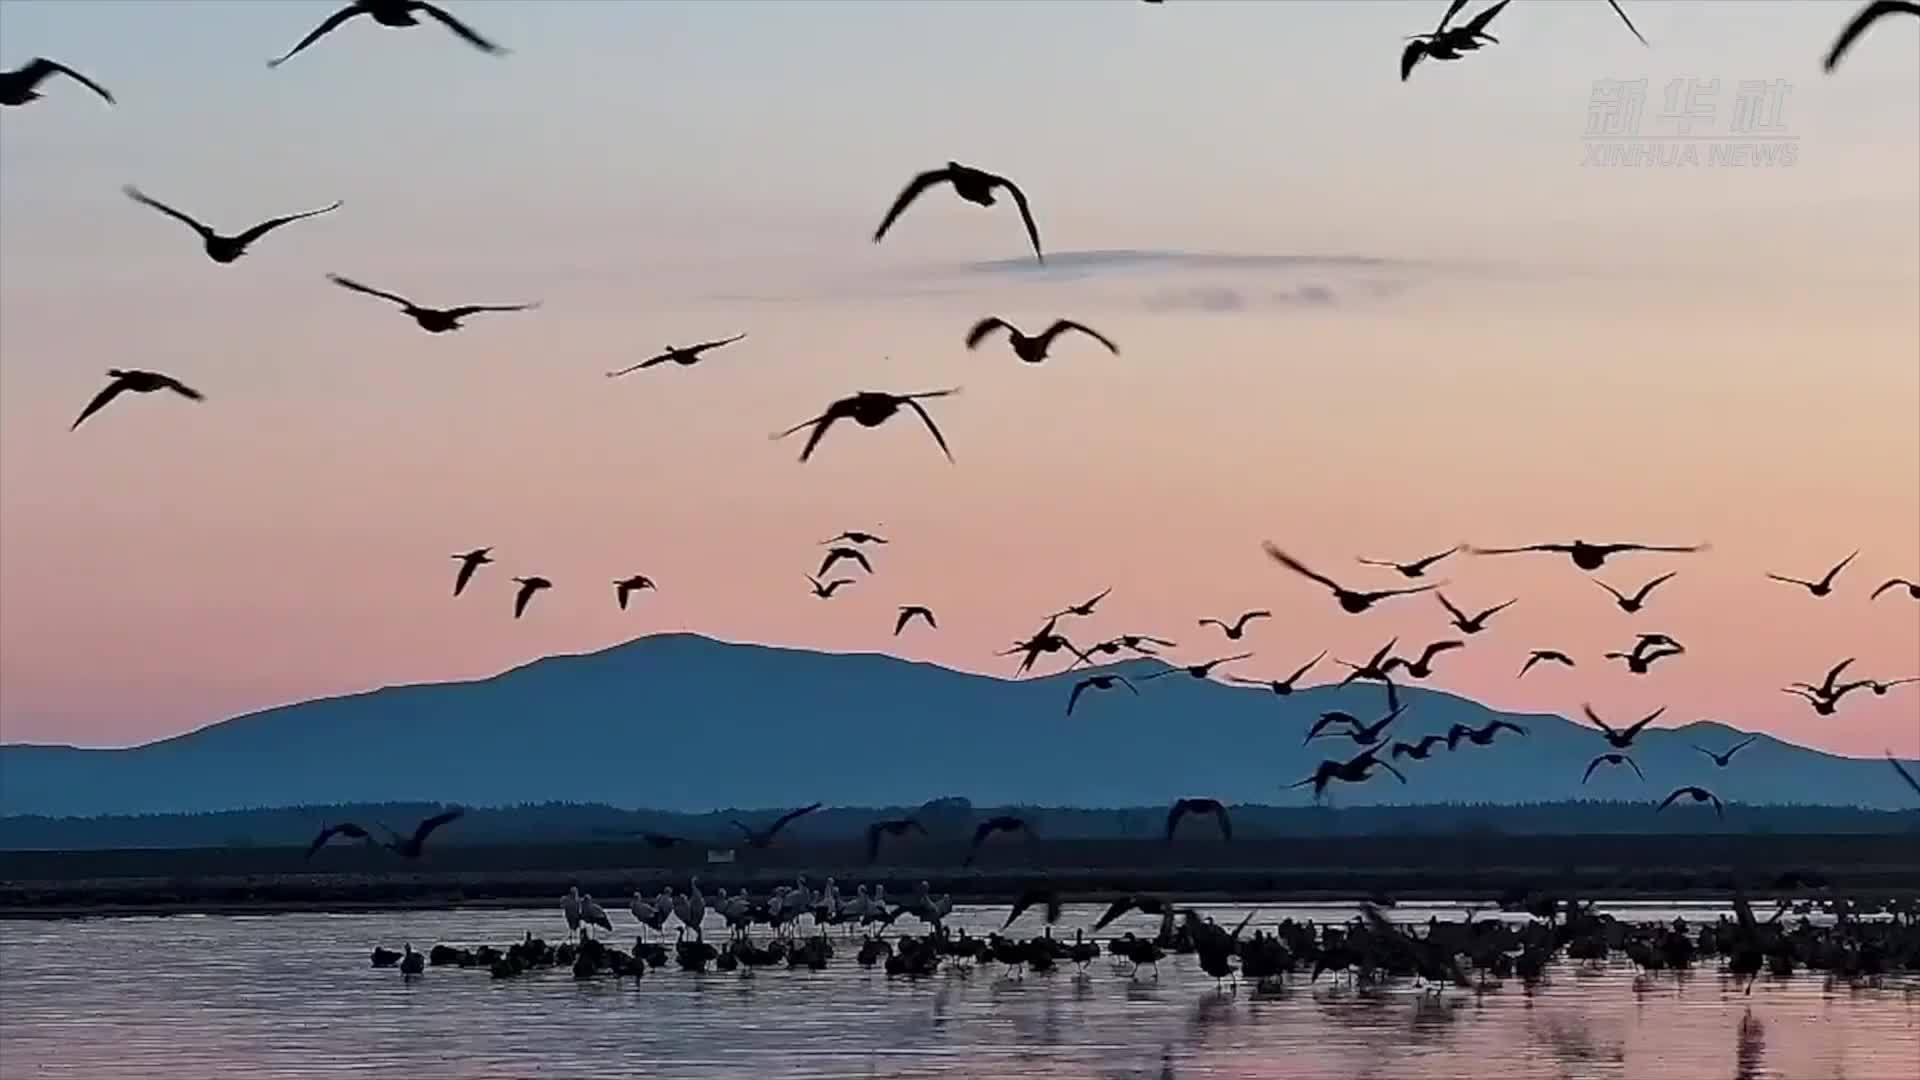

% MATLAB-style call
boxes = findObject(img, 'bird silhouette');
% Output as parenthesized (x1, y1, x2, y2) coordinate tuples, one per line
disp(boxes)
(1695, 736, 1758, 767)
(511, 576, 550, 618)
(1166, 798, 1231, 843)
(605, 333, 747, 378)
(1303, 711, 1362, 744)
(773, 389, 957, 463)
(1093, 893, 1173, 932)
(1337, 639, 1400, 685)
(1263, 543, 1439, 613)
(268, 1, 505, 68)
(864, 817, 925, 863)
(1312, 705, 1405, 747)
(1446, 719, 1527, 750)
(1517, 649, 1574, 678)
(450, 548, 492, 596)
(123, 186, 340, 264)
(378, 807, 464, 857)
(328, 274, 537, 333)
(1782, 684, 1864, 717)
(1584, 704, 1665, 749)
(305, 822, 372, 859)
(965, 318, 1117, 362)
(818, 547, 874, 576)
(1825, 1, 1920, 71)
(1437, 593, 1515, 634)
(1872, 577, 1919, 601)
(71, 370, 204, 430)
(1055, 587, 1115, 619)
(614, 575, 656, 610)
(1470, 539, 1705, 571)
(1595, 571, 1676, 613)
(1391, 734, 1450, 760)
(1603, 0, 1649, 45)
(1838, 676, 1919, 698)
(1228, 650, 1326, 695)
(1583, 753, 1645, 783)
(1604, 635, 1685, 674)
(1888, 752, 1920, 798)
(873, 162, 1044, 263)
(1141, 653, 1251, 682)
(1382, 640, 1464, 680)
(731, 803, 822, 848)
(1402, 1, 1503, 81)
(894, 605, 937, 635)
(1657, 786, 1725, 819)
(1197, 610, 1270, 640)
(1002, 888, 1064, 929)
(1292, 745, 1406, 799)
(964, 815, 1036, 866)
(0, 57, 113, 106)
(807, 575, 854, 599)
(1358, 545, 1460, 578)
(1767, 550, 1857, 597)
(1791, 657, 1857, 702)
(1003, 618, 1091, 677)
(822, 530, 887, 546)
(1067, 673, 1137, 715)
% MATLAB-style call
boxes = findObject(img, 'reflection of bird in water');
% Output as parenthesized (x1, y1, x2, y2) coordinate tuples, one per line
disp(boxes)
(966, 318, 1117, 362)
(1767, 550, 1857, 597)
(894, 605, 937, 635)
(1, 57, 114, 107)
(1228, 650, 1326, 695)
(1695, 736, 1757, 767)
(873, 162, 1045, 263)
(1657, 785, 1725, 819)
(1825, 2, 1920, 72)
(1872, 577, 1919, 601)
(1438, 593, 1515, 634)
(1594, 571, 1676, 613)
(605, 333, 746, 378)
(269, 1, 506, 68)
(71, 369, 204, 430)
(1471, 538, 1705, 571)
(773, 389, 958, 463)
(1583, 753, 1645, 783)
(1166, 797, 1231, 842)
(1517, 649, 1574, 678)
(328, 274, 538, 333)
(124, 186, 341, 263)
(1197, 610, 1270, 641)
(1067, 674, 1136, 715)
(1264, 543, 1439, 613)
(1584, 704, 1664, 749)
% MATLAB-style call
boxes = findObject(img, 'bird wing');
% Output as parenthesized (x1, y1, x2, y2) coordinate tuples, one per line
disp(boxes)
(122, 186, 213, 238)
(1766, 573, 1815, 587)
(513, 583, 534, 618)
(1411, 545, 1460, 571)
(1464, 0, 1513, 34)
(767, 802, 823, 838)
(26, 58, 114, 102)
(1493, 720, 1527, 736)
(1239, 610, 1273, 629)
(1583, 705, 1617, 735)
(1729, 735, 1758, 757)
(444, 302, 539, 318)
(268, 6, 365, 67)
(872, 168, 956, 242)
(1594, 579, 1628, 602)
(1819, 550, 1859, 586)
(305, 825, 340, 859)
(965, 317, 1011, 349)
(413, 807, 465, 846)
(1437, 0, 1471, 31)
(1582, 757, 1605, 784)
(775, 409, 838, 462)
(893, 608, 912, 636)
(1422, 640, 1465, 663)
(1872, 578, 1910, 599)
(1656, 788, 1687, 812)
(850, 549, 873, 573)
(415, 1, 508, 54)
(990, 174, 1045, 262)
(1375, 760, 1409, 784)
(1066, 680, 1089, 715)
(1625, 756, 1645, 780)
(1470, 543, 1562, 556)
(1622, 707, 1665, 737)
(615, 581, 632, 609)
(233, 201, 343, 245)
(1633, 571, 1677, 601)
(1164, 802, 1186, 841)
(1093, 897, 1135, 931)
(1475, 598, 1518, 621)
(1887, 751, 1920, 798)
(1435, 593, 1468, 622)
(328, 274, 415, 308)
(453, 558, 480, 596)
(1286, 650, 1327, 683)
(1262, 543, 1343, 592)
(690, 332, 748, 353)
(1049, 320, 1119, 354)
(1826, 2, 1919, 71)
(1400, 38, 1429, 81)
(900, 398, 955, 462)
(1604, 0, 1648, 44)
(70, 378, 131, 430)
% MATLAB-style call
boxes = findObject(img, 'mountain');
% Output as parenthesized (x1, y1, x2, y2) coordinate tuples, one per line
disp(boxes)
(3, 633, 1914, 816)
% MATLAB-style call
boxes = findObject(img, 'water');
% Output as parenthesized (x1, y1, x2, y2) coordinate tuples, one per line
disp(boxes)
(3, 902, 1916, 1079)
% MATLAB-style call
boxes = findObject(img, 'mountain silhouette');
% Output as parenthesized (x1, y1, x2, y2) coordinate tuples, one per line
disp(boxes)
(2, 633, 1913, 816)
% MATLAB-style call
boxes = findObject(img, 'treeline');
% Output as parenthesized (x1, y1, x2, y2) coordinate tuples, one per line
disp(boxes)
(3, 797, 1916, 851)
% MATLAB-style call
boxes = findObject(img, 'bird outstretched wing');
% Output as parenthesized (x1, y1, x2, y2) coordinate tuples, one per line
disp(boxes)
(1605, 0, 1648, 45)
(1049, 320, 1119, 354)
(234, 201, 343, 246)
(901, 397, 955, 462)
(268, 6, 367, 67)
(416, 1, 508, 54)
(25, 58, 115, 102)
(70, 379, 131, 430)
(990, 173, 1045, 263)
(965, 317, 1012, 349)
(328, 274, 416, 308)
(873, 167, 957, 242)
(123, 186, 214, 238)
(412, 807, 465, 847)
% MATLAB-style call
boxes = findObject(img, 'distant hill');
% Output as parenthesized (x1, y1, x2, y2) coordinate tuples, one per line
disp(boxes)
(3, 633, 1915, 816)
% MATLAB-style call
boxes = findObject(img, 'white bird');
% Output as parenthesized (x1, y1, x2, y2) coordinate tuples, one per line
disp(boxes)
(816, 878, 842, 929)
(671, 888, 691, 934)
(629, 890, 665, 939)
(717, 888, 754, 938)
(840, 884, 873, 924)
(580, 893, 613, 938)
(562, 886, 583, 942)
(686, 877, 708, 940)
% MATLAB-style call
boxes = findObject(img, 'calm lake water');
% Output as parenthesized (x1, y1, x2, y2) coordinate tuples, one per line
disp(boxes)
(2, 901, 1916, 1079)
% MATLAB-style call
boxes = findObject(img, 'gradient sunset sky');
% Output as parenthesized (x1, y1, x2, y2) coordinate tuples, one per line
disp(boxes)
(1, 1, 1915, 756)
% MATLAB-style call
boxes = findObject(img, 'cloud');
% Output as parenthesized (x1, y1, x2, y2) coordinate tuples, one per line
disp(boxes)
(963, 248, 1404, 280)
(1143, 281, 1350, 313)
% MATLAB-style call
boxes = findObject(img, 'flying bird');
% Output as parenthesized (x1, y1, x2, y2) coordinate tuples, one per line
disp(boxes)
(1583, 753, 1645, 783)
(1055, 587, 1114, 619)
(1002, 888, 1064, 929)
(1402, 1, 1503, 82)
(1695, 736, 1758, 768)
(1872, 577, 1919, 601)
(1584, 704, 1665, 749)
(1303, 711, 1362, 744)
(1292, 745, 1407, 799)
(1603, 635, 1685, 674)
(1767, 550, 1857, 597)
(1603, 0, 1649, 45)
(1446, 719, 1527, 750)
(1166, 798, 1232, 843)
(873, 162, 1044, 263)
(71, 370, 204, 430)
(1782, 683, 1866, 717)
(1825, 1, 1920, 72)
(1838, 677, 1919, 698)
(1595, 571, 1676, 614)
(1093, 893, 1173, 932)
(0, 57, 113, 107)
(1311, 705, 1405, 747)
(1263, 543, 1439, 613)
(1197, 610, 1271, 641)
(894, 605, 937, 635)
(1002, 618, 1091, 676)
(378, 807, 464, 858)
(818, 547, 875, 576)
(327, 274, 537, 333)
(731, 803, 822, 848)
(1791, 658, 1857, 702)
(511, 576, 550, 618)
(1517, 649, 1574, 678)
(305, 822, 372, 859)
(1657, 786, 1725, 819)
(964, 815, 1036, 866)
(614, 575, 656, 610)
(1358, 545, 1460, 578)
(1337, 639, 1400, 686)
(268, 1, 505, 68)
(1391, 734, 1450, 760)
(1067, 674, 1137, 715)
(123, 186, 340, 264)
(1383, 640, 1465, 680)
(1470, 539, 1705, 571)
(965, 318, 1118, 363)
(1141, 654, 1251, 682)
(864, 817, 926, 864)
(450, 548, 492, 596)
(1228, 650, 1326, 696)
(1437, 594, 1515, 634)
(772, 389, 957, 463)
(605, 333, 747, 378)
(822, 530, 888, 546)
(807, 575, 854, 599)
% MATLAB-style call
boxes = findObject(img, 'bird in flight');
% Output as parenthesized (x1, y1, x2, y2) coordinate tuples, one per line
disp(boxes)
(1595, 571, 1676, 614)
(1142, 654, 1251, 683)
(1517, 649, 1574, 678)
(1303, 711, 1362, 743)
(1767, 551, 1857, 597)
(807, 575, 854, 599)
(1825, 1, 1920, 72)
(71, 370, 204, 431)
(1312, 705, 1406, 747)
(894, 605, 937, 635)
(123, 186, 340, 264)
(613, 575, 656, 610)
(1337, 639, 1400, 686)
(1073, 633, 1177, 666)
(1604, 634, 1685, 675)
(1166, 798, 1231, 843)
(1391, 734, 1450, 760)
(0, 57, 113, 107)
(305, 822, 373, 859)
(511, 576, 550, 618)
(823, 530, 887, 546)
(1403, 1, 1509, 81)
(772, 389, 957, 463)
(1583, 753, 1645, 783)
(965, 318, 1118, 363)
(1601, 0, 1649, 45)
(865, 817, 926, 864)
(378, 807, 465, 858)
(1470, 539, 1705, 571)
(1695, 736, 1758, 768)
(964, 815, 1037, 866)
(1197, 610, 1271, 641)
(818, 547, 874, 577)
(327, 274, 537, 333)
(873, 162, 1044, 263)
(1055, 587, 1114, 619)
(731, 803, 822, 848)
(1446, 719, 1527, 750)
(1002, 618, 1090, 676)
(1092, 893, 1174, 932)
(1383, 640, 1465, 680)
(268, 1, 505, 68)
(1359, 545, 1460, 578)
(1437, 594, 1514, 635)
(1229, 651, 1327, 697)
(1784, 658, 1867, 716)
(1657, 786, 1725, 819)
(1584, 704, 1665, 749)
(1293, 745, 1406, 799)
(1263, 543, 1440, 613)
(1872, 577, 1919, 601)
(1067, 673, 1137, 716)
(450, 547, 493, 596)
(1002, 888, 1064, 930)
(1838, 676, 1919, 698)
(605, 333, 747, 378)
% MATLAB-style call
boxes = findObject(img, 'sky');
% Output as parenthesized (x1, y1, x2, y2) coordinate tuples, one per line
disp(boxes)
(0, 1, 1915, 757)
